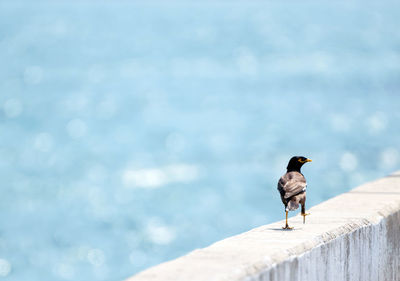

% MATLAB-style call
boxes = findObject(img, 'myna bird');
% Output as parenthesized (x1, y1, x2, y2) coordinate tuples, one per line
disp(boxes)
(277, 156, 312, 229)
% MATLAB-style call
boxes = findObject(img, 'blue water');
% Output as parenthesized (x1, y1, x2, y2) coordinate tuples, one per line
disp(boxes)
(1, 0, 400, 280)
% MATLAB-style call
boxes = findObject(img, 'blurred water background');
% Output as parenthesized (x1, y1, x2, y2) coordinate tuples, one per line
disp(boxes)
(1, 0, 400, 280)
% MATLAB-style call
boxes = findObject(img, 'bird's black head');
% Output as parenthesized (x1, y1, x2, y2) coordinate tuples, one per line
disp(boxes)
(286, 156, 312, 172)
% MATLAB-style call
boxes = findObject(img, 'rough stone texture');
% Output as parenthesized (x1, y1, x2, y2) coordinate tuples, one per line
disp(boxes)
(126, 171, 400, 281)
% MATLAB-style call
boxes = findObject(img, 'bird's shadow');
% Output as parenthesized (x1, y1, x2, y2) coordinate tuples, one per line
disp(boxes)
(267, 227, 303, 231)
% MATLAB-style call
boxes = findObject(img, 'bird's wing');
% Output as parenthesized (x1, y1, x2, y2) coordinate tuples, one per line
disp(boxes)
(278, 172, 307, 199)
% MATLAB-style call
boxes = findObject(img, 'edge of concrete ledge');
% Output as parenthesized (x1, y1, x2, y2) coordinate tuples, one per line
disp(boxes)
(125, 170, 400, 281)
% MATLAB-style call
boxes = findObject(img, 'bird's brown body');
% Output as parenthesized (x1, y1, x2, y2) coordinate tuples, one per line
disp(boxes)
(278, 171, 306, 211)
(277, 156, 311, 229)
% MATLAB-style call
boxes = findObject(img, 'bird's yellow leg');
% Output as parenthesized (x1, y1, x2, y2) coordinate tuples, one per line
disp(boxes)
(302, 212, 310, 224)
(301, 204, 310, 224)
(282, 211, 293, 229)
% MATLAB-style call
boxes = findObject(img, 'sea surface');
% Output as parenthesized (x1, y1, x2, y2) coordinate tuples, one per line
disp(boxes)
(0, 1, 400, 280)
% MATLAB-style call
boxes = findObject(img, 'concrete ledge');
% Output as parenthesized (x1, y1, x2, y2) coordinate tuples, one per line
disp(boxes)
(126, 171, 400, 281)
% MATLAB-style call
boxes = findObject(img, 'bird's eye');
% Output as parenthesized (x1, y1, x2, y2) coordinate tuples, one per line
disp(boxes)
(298, 159, 306, 163)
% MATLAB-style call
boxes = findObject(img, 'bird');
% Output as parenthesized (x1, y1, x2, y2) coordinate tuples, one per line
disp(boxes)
(277, 156, 312, 229)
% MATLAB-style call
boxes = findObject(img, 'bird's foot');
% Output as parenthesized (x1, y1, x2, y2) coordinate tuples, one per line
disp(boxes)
(282, 225, 293, 230)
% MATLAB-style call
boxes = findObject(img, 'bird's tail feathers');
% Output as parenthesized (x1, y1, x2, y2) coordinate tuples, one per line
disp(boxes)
(287, 201, 299, 211)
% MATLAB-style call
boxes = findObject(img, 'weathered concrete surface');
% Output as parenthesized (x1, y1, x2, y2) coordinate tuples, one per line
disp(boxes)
(126, 171, 400, 281)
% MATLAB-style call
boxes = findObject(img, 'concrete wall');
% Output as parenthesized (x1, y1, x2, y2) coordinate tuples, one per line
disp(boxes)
(126, 171, 400, 281)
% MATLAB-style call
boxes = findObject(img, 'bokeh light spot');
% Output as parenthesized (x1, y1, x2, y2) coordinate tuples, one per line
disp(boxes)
(330, 114, 352, 132)
(3, 99, 23, 118)
(367, 112, 388, 134)
(340, 152, 358, 172)
(34, 133, 54, 152)
(146, 218, 176, 245)
(87, 249, 106, 267)
(122, 164, 200, 189)
(0, 259, 11, 277)
(380, 147, 399, 169)
(235, 48, 259, 76)
(66, 118, 87, 139)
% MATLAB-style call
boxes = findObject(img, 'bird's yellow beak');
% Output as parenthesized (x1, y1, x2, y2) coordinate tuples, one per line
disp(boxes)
(298, 158, 312, 163)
